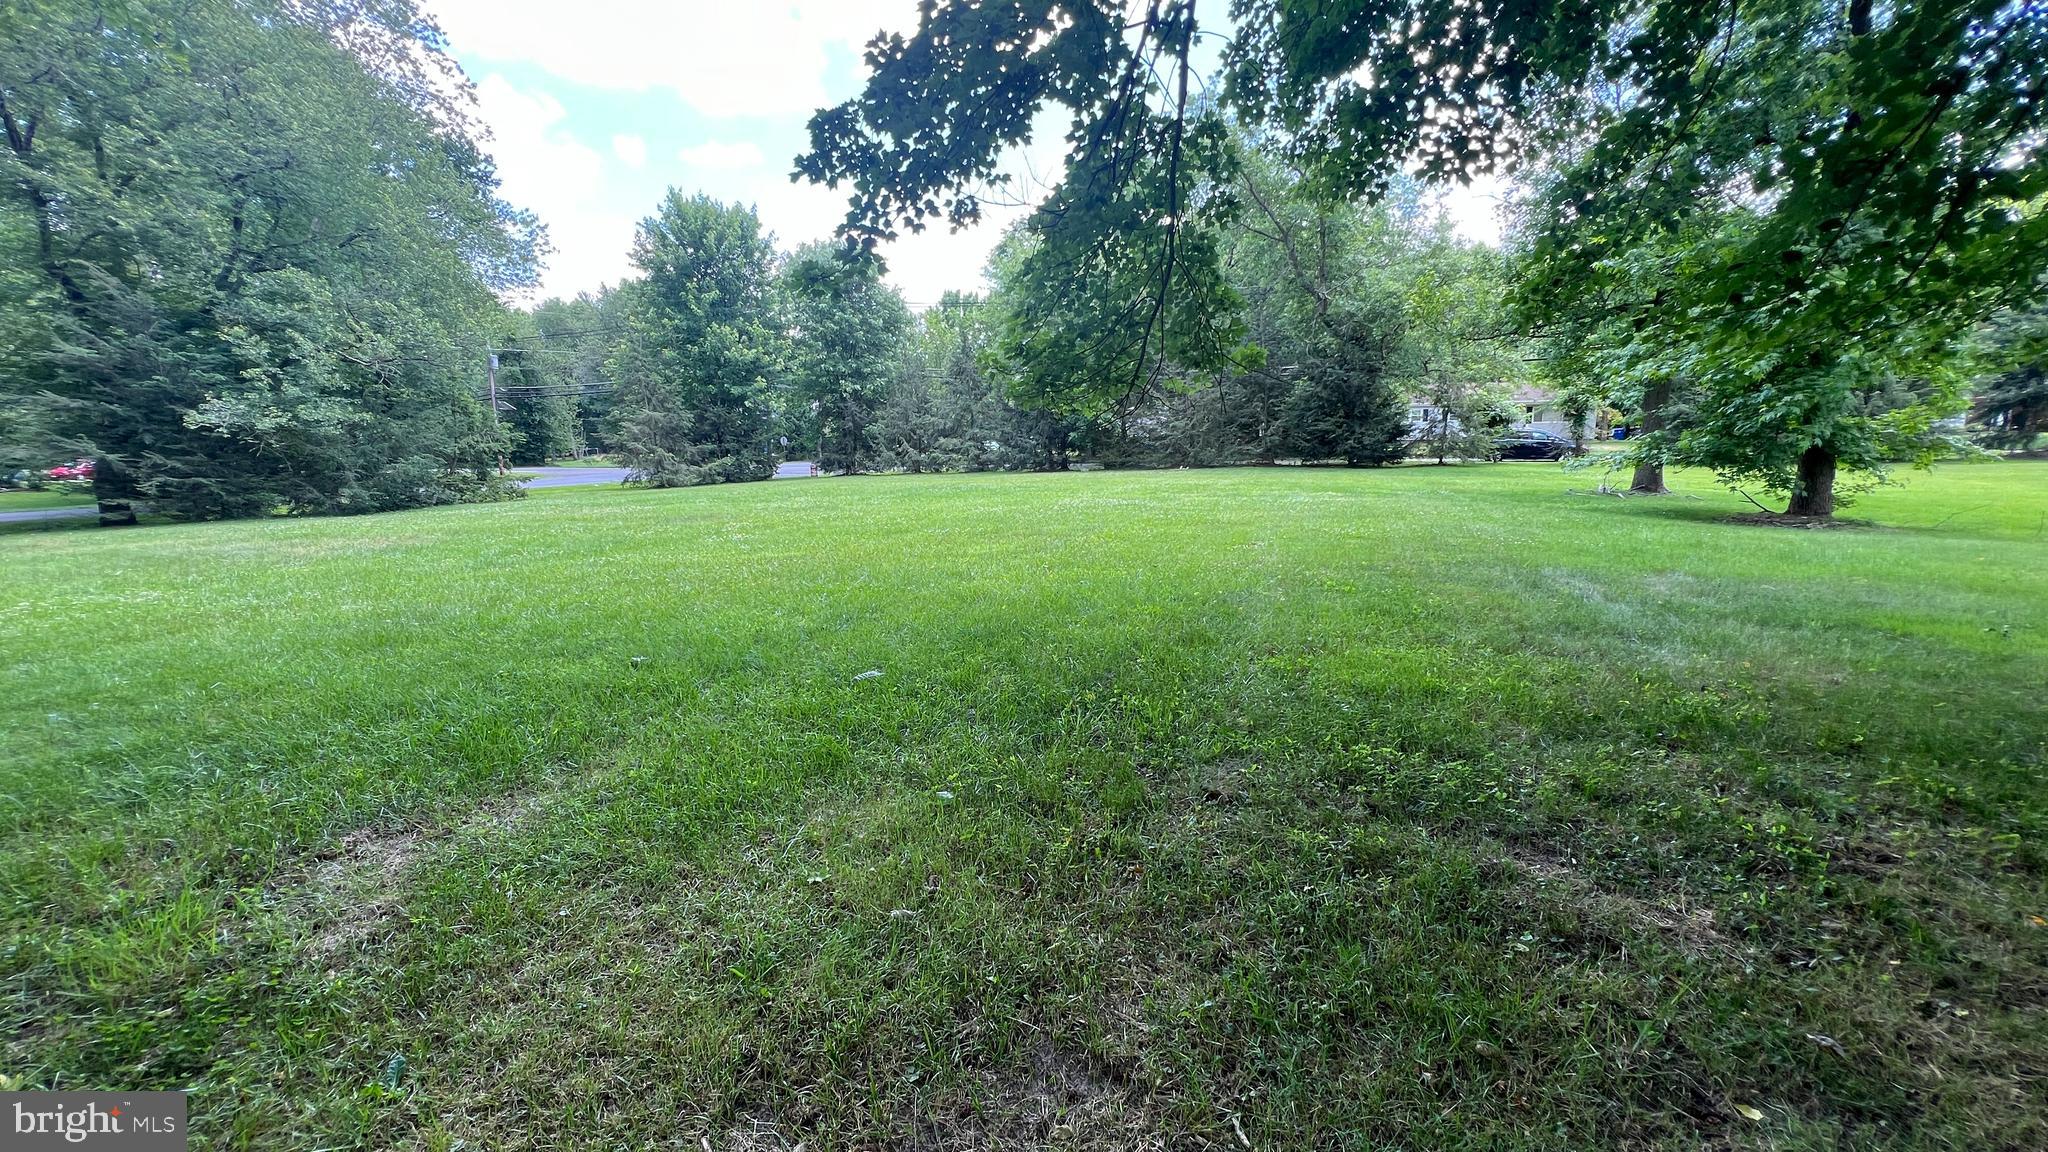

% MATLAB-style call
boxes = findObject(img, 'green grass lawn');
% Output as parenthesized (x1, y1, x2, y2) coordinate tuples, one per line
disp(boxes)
(4, 462, 2046, 1150)
(0, 488, 93, 512)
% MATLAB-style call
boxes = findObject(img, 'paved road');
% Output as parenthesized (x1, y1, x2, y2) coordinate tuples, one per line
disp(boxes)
(517, 466, 631, 488)
(6, 464, 817, 516)
(0, 505, 95, 524)
(519, 463, 820, 487)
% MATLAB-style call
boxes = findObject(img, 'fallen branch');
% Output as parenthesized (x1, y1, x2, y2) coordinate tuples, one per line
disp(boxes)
(1732, 487, 1774, 514)
(1926, 503, 1986, 530)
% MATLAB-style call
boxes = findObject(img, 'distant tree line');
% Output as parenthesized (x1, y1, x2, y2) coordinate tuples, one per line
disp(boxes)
(1970, 303, 2048, 453)
(529, 140, 1534, 487)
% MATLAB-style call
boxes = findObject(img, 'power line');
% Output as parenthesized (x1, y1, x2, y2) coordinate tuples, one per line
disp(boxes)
(491, 389, 618, 398)
(489, 389, 617, 410)
(493, 326, 628, 343)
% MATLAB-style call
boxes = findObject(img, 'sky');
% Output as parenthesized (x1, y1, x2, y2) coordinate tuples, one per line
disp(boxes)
(425, 1, 1505, 307)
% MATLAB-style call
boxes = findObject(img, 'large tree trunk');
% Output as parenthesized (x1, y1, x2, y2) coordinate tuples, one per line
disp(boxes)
(1784, 444, 1836, 517)
(1628, 378, 1672, 494)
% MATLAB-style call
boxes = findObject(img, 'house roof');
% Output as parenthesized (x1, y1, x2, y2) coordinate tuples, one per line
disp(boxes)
(1402, 383, 1559, 406)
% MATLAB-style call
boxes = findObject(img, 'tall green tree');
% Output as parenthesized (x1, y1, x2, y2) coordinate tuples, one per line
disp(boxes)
(608, 193, 782, 487)
(495, 360, 580, 466)
(1222, 153, 1444, 467)
(779, 243, 911, 473)
(1512, 2, 2048, 515)
(0, 0, 540, 518)
(875, 291, 1071, 472)
(1401, 236, 1523, 464)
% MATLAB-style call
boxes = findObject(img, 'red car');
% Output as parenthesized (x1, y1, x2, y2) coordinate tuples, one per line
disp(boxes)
(46, 458, 95, 480)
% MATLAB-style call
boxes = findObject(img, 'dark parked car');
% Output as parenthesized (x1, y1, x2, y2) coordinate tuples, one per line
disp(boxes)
(1494, 429, 1583, 460)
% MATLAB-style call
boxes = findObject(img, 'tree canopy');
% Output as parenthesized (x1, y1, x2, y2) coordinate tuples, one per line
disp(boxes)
(0, 0, 542, 517)
(1512, 0, 2048, 513)
(779, 242, 912, 473)
(801, 0, 2048, 516)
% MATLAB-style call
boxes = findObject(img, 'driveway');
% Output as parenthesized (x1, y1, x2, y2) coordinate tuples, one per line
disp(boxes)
(0, 506, 95, 524)
(5, 462, 820, 519)
(520, 463, 821, 487)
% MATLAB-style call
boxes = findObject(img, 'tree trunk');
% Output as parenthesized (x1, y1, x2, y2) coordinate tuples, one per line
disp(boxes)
(91, 461, 137, 525)
(1043, 420, 1070, 470)
(1628, 378, 1672, 494)
(1784, 444, 1836, 517)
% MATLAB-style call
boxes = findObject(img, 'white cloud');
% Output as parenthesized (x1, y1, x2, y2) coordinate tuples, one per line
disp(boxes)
(438, 5, 1075, 303)
(437, 0, 1496, 308)
(426, 1, 915, 119)
(677, 141, 765, 171)
(689, 147, 1058, 306)
(474, 74, 638, 301)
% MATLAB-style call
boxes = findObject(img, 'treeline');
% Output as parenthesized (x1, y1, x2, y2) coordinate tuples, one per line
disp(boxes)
(547, 130, 2040, 493)
(506, 236, 1083, 481)
(12, 2, 2038, 522)
(524, 150, 1530, 485)
(0, 0, 540, 518)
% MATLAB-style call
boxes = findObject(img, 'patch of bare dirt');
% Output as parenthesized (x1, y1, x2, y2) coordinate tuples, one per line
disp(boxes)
(1499, 844, 1745, 964)
(296, 787, 558, 958)
(460, 790, 554, 836)
(314, 825, 425, 887)
(886, 1037, 1167, 1152)
(305, 824, 424, 957)
(1009, 1037, 1132, 1137)
(1176, 757, 1256, 809)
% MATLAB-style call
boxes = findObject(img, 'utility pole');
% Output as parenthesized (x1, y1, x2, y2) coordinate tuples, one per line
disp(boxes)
(487, 345, 506, 475)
